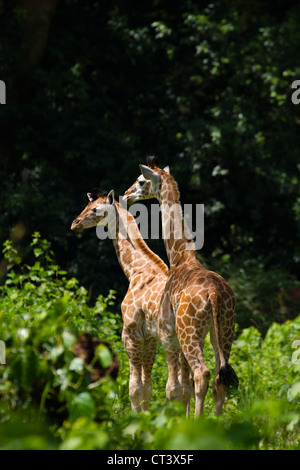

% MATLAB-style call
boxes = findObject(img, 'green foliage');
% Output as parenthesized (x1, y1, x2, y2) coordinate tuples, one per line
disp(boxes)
(0, 235, 299, 450)
(0, 233, 123, 439)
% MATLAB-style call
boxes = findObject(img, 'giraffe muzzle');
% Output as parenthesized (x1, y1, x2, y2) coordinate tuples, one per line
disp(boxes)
(122, 193, 134, 205)
(71, 219, 83, 232)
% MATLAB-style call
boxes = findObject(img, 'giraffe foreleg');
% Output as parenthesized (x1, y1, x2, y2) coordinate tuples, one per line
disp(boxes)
(141, 337, 158, 411)
(122, 329, 144, 412)
(129, 361, 143, 412)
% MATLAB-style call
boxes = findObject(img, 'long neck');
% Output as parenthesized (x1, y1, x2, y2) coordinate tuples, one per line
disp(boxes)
(110, 203, 168, 280)
(158, 175, 195, 267)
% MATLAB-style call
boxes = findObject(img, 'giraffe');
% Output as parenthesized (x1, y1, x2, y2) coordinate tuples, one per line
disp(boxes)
(123, 157, 239, 417)
(71, 187, 182, 412)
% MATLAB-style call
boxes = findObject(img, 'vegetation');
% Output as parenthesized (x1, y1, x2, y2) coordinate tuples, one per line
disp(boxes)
(0, 235, 299, 450)
(0, 0, 300, 450)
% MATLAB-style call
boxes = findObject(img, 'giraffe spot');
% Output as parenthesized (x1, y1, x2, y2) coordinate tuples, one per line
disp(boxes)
(180, 331, 187, 341)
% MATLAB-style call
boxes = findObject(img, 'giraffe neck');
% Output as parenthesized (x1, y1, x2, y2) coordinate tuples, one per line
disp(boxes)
(111, 202, 168, 280)
(158, 175, 195, 268)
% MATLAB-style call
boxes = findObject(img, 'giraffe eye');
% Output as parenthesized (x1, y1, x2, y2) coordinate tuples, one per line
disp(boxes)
(92, 207, 98, 214)
(139, 180, 146, 187)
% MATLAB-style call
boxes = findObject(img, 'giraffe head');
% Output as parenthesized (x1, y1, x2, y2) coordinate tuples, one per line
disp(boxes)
(123, 156, 169, 205)
(71, 188, 115, 232)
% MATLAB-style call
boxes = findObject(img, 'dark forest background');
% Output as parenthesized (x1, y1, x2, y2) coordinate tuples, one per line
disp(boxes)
(1, 0, 300, 331)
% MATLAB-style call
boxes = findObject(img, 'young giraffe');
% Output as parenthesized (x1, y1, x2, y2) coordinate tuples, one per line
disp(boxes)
(123, 157, 239, 416)
(71, 188, 182, 412)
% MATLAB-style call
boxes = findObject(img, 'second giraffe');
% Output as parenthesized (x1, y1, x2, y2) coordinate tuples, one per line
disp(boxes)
(123, 156, 239, 417)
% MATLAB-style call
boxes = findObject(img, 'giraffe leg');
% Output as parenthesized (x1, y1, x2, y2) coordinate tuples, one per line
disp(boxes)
(212, 377, 226, 416)
(210, 308, 237, 415)
(176, 304, 212, 417)
(193, 365, 210, 417)
(179, 337, 210, 417)
(164, 345, 181, 402)
(179, 351, 193, 417)
(210, 325, 226, 415)
(141, 338, 158, 411)
(122, 329, 144, 412)
(129, 360, 143, 412)
(158, 296, 181, 403)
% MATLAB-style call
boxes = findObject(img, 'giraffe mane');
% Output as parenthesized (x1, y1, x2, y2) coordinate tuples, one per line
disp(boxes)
(157, 168, 196, 254)
(146, 155, 160, 169)
(161, 171, 181, 204)
(88, 187, 108, 201)
(115, 201, 168, 276)
(133, 235, 168, 276)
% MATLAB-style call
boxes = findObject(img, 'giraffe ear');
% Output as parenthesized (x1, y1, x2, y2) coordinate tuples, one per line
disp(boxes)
(87, 192, 94, 202)
(107, 189, 115, 205)
(139, 164, 160, 182)
(163, 166, 170, 173)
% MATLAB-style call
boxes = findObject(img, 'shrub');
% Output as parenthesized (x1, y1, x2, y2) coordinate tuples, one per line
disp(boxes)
(0, 234, 299, 450)
(0, 233, 122, 434)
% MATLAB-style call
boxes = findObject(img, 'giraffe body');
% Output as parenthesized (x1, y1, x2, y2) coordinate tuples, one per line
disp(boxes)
(123, 159, 238, 416)
(71, 189, 180, 411)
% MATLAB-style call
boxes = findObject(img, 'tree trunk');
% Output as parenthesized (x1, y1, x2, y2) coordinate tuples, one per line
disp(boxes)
(21, 0, 60, 67)
(0, 0, 60, 104)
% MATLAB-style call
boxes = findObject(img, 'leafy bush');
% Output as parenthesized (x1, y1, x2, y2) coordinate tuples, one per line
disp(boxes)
(0, 233, 123, 435)
(0, 234, 299, 450)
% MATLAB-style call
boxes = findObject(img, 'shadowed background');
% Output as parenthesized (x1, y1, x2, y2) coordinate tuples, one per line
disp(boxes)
(1, 0, 300, 330)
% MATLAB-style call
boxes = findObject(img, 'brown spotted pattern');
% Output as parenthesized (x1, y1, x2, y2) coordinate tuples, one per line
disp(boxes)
(124, 163, 237, 416)
(71, 191, 181, 412)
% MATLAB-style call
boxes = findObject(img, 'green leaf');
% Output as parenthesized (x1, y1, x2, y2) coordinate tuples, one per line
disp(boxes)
(62, 330, 76, 348)
(69, 392, 95, 421)
(287, 382, 300, 401)
(69, 357, 84, 373)
(96, 346, 112, 369)
(49, 345, 64, 362)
